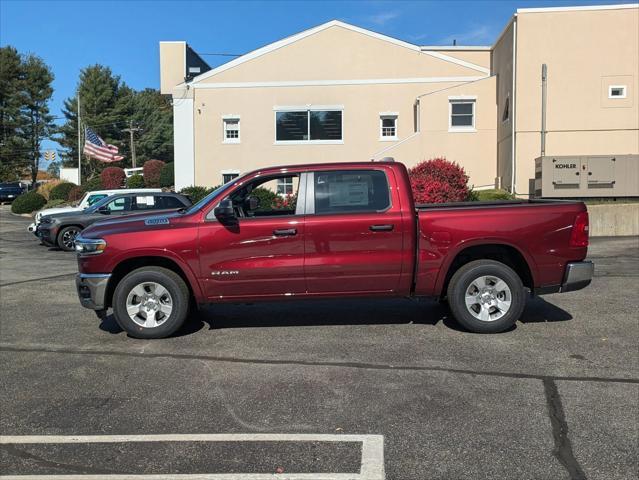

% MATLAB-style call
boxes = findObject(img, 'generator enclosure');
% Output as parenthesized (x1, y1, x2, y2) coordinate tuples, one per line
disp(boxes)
(534, 155, 639, 198)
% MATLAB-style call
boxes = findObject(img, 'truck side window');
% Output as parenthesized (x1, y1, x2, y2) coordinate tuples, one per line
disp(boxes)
(314, 170, 390, 214)
(230, 174, 300, 218)
(158, 196, 185, 209)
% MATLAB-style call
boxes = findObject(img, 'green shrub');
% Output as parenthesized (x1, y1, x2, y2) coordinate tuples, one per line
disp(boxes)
(49, 182, 76, 201)
(160, 162, 174, 188)
(126, 174, 145, 188)
(11, 191, 46, 214)
(42, 199, 68, 209)
(83, 176, 102, 192)
(472, 189, 515, 201)
(251, 187, 279, 211)
(179, 185, 213, 204)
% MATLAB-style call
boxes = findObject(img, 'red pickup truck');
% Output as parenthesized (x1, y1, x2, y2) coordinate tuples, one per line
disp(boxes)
(74, 161, 593, 338)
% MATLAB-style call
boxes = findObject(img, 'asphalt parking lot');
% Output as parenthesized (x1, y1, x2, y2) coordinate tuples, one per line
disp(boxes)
(0, 204, 637, 480)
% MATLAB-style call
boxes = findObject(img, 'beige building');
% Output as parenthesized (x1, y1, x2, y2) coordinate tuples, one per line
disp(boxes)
(160, 3, 638, 195)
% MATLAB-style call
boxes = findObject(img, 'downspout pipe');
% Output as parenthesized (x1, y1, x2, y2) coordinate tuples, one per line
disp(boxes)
(541, 63, 547, 157)
(511, 16, 518, 195)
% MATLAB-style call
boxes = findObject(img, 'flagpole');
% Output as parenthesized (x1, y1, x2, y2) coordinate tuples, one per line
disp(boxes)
(77, 94, 82, 185)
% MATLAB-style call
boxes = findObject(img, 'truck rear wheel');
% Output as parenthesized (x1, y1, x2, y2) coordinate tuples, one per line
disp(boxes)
(112, 267, 190, 339)
(447, 260, 526, 333)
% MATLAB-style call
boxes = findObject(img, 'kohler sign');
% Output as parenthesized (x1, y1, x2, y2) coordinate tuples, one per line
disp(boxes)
(555, 163, 577, 169)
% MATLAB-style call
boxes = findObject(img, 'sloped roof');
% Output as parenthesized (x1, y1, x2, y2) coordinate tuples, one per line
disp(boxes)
(184, 20, 489, 85)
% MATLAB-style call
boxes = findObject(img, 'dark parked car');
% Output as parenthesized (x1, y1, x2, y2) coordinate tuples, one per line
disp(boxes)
(0, 183, 25, 203)
(37, 192, 191, 251)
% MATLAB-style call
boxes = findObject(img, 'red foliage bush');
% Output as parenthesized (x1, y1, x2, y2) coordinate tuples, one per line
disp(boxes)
(408, 158, 470, 203)
(67, 185, 86, 202)
(142, 160, 165, 188)
(100, 167, 126, 189)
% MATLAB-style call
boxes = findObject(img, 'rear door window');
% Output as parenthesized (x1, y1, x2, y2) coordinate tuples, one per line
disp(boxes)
(313, 170, 390, 214)
(133, 195, 158, 210)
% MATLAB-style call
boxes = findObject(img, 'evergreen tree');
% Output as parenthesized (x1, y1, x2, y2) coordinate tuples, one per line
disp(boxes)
(131, 88, 173, 164)
(0, 46, 28, 181)
(58, 65, 134, 180)
(22, 54, 55, 186)
(0, 47, 54, 184)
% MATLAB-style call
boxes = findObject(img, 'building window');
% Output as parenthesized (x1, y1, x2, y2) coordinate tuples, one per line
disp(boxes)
(275, 107, 343, 143)
(277, 177, 294, 195)
(502, 96, 510, 123)
(222, 171, 239, 184)
(609, 85, 627, 99)
(379, 113, 398, 140)
(223, 117, 240, 143)
(449, 98, 476, 131)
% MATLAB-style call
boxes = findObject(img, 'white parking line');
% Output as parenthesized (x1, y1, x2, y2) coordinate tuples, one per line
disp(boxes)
(0, 433, 385, 480)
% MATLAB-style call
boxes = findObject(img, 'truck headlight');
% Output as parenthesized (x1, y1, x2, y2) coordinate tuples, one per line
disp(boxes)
(40, 217, 52, 224)
(75, 236, 107, 255)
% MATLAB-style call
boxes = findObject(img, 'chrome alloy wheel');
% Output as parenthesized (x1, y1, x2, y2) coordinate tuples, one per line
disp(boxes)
(61, 228, 80, 250)
(464, 275, 512, 322)
(125, 282, 173, 328)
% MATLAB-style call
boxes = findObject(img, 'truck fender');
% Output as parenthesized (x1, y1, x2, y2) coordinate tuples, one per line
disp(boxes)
(433, 238, 539, 295)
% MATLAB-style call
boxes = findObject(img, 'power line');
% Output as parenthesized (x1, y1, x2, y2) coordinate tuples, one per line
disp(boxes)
(197, 52, 243, 57)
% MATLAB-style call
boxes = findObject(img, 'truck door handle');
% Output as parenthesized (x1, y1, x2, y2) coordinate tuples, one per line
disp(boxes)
(369, 224, 394, 232)
(273, 228, 297, 236)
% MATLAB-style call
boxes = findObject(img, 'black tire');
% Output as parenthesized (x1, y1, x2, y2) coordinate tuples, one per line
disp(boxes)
(112, 266, 190, 339)
(57, 225, 81, 251)
(447, 259, 526, 333)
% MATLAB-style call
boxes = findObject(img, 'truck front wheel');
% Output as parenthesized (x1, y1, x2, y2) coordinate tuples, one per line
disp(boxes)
(112, 267, 190, 339)
(447, 260, 526, 333)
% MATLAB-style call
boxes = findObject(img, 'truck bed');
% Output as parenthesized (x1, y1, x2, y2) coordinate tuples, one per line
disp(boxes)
(413, 199, 588, 296)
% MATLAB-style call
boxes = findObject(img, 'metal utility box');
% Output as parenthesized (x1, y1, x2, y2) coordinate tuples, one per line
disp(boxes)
(534, 155, 639, 198)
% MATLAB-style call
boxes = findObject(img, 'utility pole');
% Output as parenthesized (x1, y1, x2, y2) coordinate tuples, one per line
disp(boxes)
(77, 94, 82, 185)
(123, 120, 142, 168)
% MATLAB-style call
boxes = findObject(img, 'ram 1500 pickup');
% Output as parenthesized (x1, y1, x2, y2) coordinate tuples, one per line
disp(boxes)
(74, 161, 593, 338)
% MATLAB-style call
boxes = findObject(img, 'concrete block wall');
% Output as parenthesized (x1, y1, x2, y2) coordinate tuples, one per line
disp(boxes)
(587, 203, 639, 237)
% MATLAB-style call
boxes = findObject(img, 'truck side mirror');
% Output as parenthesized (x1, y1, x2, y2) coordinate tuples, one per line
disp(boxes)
(214, 199, 237, 223)
(97, 206, 110, 214)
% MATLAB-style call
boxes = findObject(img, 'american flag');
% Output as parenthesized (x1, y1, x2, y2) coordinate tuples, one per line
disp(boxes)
(83, 127, 124, 163)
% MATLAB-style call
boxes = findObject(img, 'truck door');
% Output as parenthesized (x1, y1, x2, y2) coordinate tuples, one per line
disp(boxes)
(197, 173, 306, 300)
(304, 169, 404, 295)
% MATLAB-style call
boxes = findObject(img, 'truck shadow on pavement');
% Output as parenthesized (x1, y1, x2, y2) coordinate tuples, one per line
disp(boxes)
(98, 296, 573, 337)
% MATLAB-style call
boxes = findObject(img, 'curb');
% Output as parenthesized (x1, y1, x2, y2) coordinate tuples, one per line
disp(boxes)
(9, 212, 33, 219)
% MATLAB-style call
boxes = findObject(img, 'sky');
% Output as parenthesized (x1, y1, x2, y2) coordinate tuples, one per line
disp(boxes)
(0, 0, 627, 166)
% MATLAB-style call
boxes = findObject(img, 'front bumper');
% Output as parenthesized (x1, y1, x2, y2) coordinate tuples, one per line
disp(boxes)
(37, 224, 58, 246)
(76, 273, 111, 310)
(561, 261, 594, 292)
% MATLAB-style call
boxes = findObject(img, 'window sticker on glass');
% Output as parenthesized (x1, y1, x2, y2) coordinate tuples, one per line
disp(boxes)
(136, 196, 155, 206)
(328, 182, 369, 207)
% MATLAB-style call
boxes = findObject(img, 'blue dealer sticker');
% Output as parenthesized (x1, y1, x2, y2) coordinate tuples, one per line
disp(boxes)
(145, 217, 170, 226)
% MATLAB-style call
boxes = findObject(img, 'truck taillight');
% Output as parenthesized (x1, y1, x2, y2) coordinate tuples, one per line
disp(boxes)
(570, 211, 589, 248)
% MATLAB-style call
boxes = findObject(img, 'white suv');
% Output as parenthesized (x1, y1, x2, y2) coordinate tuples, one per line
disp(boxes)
(28, 188, 162, 233)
